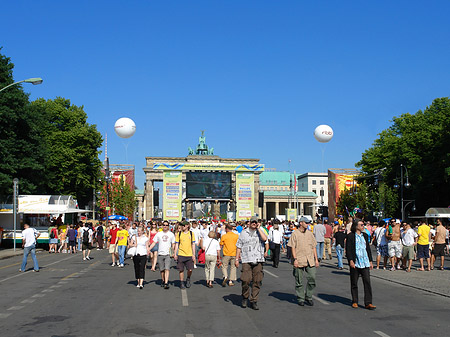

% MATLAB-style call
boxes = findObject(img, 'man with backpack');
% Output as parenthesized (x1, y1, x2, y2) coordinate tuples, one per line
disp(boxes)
(81, 223, 93, 261)
(174, 221, 196, 289)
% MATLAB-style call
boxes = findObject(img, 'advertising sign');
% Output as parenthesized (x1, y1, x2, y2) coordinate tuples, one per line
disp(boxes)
(154, 163, 264, 172)
(236, 172, 254, 221)
(285, 208, 298, 221)
(163, 171, 182, 221)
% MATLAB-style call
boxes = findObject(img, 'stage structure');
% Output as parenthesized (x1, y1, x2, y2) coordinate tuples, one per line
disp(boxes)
(143, 132, 264, 221)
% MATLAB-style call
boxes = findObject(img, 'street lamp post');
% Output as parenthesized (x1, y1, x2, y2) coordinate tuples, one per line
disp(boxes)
(394, 164, 413, 221)
(0, 77, 43, 93)
(13, 178, 19, 252)
(105, 157, 110, 223)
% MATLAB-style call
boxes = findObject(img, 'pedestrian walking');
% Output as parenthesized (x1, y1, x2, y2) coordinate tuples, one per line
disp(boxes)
(219, 224, 239, 287)
(333, 225, 347, 269)
(149, 221, 176, 289)
(374, 221, 388, 269)
(174, 221, 196, 289)
(235, 219, 268, 310)
(401, 222, 417, 272)
(116, 224, 129, 267)
(386, 219, 402, 271)
(288, 217, 319, 306)
(323, 220, 333, 260)
(148, 222, 159, 271)
(109, 223, 119, 266)
(81, 224, 93, 261)
(48, 221, 58, 253)
(20, 223, 40, 272)
(130, 227, 150, 289)
(269, 223, 283, 268)
(417, 221, 431, 271)
(431, 219, 446, 270)
(202, 231, 221, 288)
(96, 223, 104, 250)
(313, 221, 326, 262)
(346, 219, 376, 310)
(66, 225, 77, 254)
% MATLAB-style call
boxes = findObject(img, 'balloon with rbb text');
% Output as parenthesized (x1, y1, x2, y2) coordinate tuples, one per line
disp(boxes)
(313, 125, 333, 143)
(114, 117, 136, 138)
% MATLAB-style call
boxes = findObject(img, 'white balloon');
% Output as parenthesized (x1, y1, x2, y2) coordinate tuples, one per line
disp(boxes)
(314, 124, 333, 143)
(114, 117, 136, 139)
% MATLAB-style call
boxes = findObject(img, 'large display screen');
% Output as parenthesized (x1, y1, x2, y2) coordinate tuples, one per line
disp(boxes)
(186, 172, 232, 200)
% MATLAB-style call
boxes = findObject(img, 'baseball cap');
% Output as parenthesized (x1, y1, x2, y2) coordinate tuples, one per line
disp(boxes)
(299, 216, 311, 224)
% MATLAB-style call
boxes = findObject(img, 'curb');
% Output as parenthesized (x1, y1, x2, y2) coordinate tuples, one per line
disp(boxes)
(0, 249, 45, 261)
(320, 259, 450, 299)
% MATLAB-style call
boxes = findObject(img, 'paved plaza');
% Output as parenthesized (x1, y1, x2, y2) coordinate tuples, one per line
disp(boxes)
(1, 247, 449, 337)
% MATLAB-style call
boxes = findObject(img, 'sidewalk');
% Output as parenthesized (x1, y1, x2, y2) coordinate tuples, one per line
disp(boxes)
(0, 247, 45, 260)
(321, 251, 450, 298)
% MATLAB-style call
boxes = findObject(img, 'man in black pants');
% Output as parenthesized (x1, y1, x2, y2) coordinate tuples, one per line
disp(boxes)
(346, 219, 376, 310)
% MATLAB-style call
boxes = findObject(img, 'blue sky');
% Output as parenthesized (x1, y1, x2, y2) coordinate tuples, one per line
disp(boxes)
(3, 1, 450, 189)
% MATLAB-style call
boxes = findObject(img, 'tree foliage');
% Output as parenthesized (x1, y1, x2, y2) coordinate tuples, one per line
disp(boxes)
(30, 97, 103, 207)
(99, 177, 135, 219)
(0, 48, 46, 197)
(336, 182, 397, 220)
(0, 49, 103, 207)
(357, 97, 450, 216)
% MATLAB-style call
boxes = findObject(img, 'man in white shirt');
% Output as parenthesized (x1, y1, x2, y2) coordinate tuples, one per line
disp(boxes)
(401, 222, 418, 272)
(374, 221, 388, 269)
(190, 221, 201, 269)
(149, 221, 175, 289)
(199, 222, 210, 247)
(20, 223, 40, 272)
(269, 223, 283, 268)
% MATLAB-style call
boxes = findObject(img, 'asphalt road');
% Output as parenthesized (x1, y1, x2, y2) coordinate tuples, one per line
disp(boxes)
(1, 249, 449, 337)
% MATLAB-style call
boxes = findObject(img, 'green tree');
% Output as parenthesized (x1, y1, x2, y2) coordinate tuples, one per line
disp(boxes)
(0, 48, 46, 197)
(336, 188, 357, 220)
(100, 176, 135, 219)
(30, 97, 103, 207)
(357, 97, 450, 216)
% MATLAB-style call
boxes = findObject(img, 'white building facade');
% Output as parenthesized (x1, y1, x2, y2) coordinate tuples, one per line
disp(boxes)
(297, 172, 328, 207)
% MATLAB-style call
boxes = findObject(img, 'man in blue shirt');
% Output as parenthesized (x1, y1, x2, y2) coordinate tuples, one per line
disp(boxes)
(346, 219, 376, 310)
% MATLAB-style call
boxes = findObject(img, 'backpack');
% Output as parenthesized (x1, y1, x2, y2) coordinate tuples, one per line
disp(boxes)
(178, 230, 193, 243)
(50, 228, 56, 239)
(83, 229, 89, 243)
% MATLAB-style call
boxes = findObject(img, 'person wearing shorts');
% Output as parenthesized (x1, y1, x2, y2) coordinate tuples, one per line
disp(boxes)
(417, 222, 431, 271)
(374, 221, 388, 269)
(387, 220, 402, 271)
(109, 224, 119, 266)
(149, 221, 175, 289)
(174, 221, 196, 289)
(401, 222, 417, 272)
(431, 220, 446, 270)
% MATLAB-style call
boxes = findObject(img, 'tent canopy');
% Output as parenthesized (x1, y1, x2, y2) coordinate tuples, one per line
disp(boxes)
(425, 208, 450, 218)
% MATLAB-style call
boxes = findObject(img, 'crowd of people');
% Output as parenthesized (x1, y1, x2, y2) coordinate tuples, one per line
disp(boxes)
(19, 214, 450, 311)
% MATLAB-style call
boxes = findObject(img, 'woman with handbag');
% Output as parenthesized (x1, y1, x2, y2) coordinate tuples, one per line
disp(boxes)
(130, 226, 150, 289)
(202, 231, 221, 288)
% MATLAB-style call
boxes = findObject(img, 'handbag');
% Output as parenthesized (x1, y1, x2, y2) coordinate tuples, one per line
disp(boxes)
(127, 246, 137, 257)
(197, 249, 206, 264)
(127, 234, 138, 257)
(198, 238, 214, 264)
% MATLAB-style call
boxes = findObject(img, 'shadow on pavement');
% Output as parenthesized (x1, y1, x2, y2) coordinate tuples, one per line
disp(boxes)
(223, 293, 243, 307)
(316, 293, 352, 306)
(268, 291, 297, 304)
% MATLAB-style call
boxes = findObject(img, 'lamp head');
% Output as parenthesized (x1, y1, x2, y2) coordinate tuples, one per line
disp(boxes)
(404, 181, 411, 188)
(24, 78, 43, 85)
